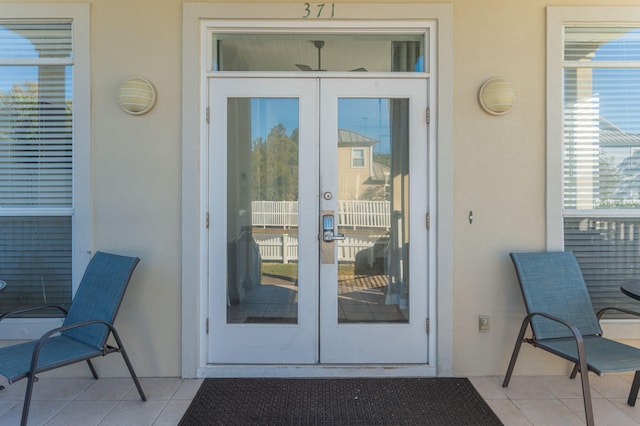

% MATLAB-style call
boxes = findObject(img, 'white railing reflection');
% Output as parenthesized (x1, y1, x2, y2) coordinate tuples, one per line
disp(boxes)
(252, 200, 390, 230)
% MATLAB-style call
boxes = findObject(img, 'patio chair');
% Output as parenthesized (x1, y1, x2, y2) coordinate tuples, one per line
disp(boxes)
(0, 251, 146, 426)
(503, 251, 640, 426)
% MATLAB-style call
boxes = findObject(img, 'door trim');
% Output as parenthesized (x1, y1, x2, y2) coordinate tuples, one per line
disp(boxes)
(181, 3, 454, 378)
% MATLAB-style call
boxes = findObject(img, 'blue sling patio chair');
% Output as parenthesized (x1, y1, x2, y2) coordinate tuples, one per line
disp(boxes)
(503, 251, 640, 426)
(0, 251, 146, 426)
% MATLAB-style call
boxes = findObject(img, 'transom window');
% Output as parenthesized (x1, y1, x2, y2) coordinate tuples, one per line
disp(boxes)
(210, 33, 426, 73)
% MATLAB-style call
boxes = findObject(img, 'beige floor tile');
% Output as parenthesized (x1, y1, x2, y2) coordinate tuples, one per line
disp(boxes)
(96, 400, 167, 426)
(512, 398, 584, 425)
(501, 376, 557, 400)
(561, 397, 639, 426)
(537, 374, 604, 399)
(469, 376, 510, 400)
(485, 399, 533, 425)
(123, 377, 181, 401)
(609, 398, 640, 423)
(591, 374, 638, 400)
(5, 399, 69, 426)
(153, 400, 192, 426)
(31, 377, 94, 401)
(171, 379, 203, 400)
(76, 377, 135, 401)
(45, 400, 117, 426)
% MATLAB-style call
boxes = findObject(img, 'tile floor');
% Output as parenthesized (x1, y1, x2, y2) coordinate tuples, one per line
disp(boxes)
(470, 373, 640, 425)
(1, 374, 640, 425)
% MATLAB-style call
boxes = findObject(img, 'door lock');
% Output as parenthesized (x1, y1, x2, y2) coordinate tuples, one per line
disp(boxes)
(322, 214, 346, 242)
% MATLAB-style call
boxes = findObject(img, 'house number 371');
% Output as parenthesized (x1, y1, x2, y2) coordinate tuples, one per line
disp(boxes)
(303, 3, 335, 18)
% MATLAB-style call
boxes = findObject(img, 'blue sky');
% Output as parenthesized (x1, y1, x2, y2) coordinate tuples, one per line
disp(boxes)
(251, 97, 391, 154)
(592, 29, 640, 134)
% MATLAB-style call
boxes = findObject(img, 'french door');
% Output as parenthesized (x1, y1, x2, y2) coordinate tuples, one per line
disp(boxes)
(208, 77, 429, 365)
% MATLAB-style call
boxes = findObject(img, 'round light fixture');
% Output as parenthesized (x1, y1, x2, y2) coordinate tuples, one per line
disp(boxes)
(117, 76, 156, 115)
(478, 78, 516, 115)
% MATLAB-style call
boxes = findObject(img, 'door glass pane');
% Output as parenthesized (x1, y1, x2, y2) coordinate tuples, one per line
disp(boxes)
(226, 98, 300, 324)
(212, 34, 425, 73)
(336, 98, 410, 323)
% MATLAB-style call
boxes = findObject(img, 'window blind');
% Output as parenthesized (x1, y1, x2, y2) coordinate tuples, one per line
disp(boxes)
(0, 21, 74, 315)
(563, 26, 640, 317)
(0, 216, 71, 316)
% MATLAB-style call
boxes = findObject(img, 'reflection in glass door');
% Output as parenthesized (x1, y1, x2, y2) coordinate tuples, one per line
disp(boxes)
(209, 78, 428, 365)
(335, 98, 410, 325)
(319, 79, 428, 364)
(226, 97, 300, 325)
(208, 78, 318, 364)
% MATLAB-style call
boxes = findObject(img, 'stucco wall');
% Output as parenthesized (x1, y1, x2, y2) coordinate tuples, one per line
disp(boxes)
(2, 0, 640, 379)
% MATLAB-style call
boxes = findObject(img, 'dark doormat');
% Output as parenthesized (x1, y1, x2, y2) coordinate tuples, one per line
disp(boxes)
(179, 377, 503, 425)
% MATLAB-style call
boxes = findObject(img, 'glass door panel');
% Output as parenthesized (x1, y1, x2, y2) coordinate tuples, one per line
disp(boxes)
(336, 98, 410, 324)
(209, 78, 318, 364)
(226, 98, 300, 325)
(319, 79, 428, 364)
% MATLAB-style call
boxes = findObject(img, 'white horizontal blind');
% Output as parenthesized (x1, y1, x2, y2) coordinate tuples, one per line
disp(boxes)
(0, 21, 74, 315)
(563, 26, 640, 317)
(0, 216, 71, 315)
(0, 22, 72, 208)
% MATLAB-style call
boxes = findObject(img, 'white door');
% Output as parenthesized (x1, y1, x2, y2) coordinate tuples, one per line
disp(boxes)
(208, 77, 429, 365)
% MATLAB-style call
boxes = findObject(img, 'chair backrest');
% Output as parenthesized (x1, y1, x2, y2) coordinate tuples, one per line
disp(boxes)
(510, 251, 602, 339)
(61, 252, 140, 348)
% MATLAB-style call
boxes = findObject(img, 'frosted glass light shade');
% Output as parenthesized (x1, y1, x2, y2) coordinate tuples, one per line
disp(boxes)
(478, 78, 516, 115)
(117, 77, 156, 115)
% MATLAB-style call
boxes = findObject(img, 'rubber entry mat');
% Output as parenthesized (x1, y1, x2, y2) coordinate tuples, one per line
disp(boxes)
(179, 377, 503, 425)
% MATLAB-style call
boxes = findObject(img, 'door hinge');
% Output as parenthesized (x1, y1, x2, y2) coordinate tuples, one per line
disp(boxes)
(206, 318, 209, 334)
(206, 212, 209, 229)
(206, 107, 210, 124)
(426, 107, 430, 124)
(426, 212, 430, 230)
(426, 318, 430, 334)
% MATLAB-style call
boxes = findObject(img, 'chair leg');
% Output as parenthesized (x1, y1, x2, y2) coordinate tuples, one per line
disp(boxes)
(120, 348, 146, 401)
(502, 316, 530, 388)
(20, 374, 36, 426)
(110, 328, 146, 401)
(86, 359, 99, 379)
(575, 341, 595, 426)
(628, 371, 640, 406)
(570, 363, 579, 379)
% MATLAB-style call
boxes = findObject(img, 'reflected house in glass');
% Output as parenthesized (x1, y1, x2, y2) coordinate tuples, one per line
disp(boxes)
(336, 129, 390, 201)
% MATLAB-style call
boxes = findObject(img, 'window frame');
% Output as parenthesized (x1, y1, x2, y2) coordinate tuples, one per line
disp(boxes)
(351, 147, 366, 168)
(0, 4, 91, 339)
(547, 7, 640, 335)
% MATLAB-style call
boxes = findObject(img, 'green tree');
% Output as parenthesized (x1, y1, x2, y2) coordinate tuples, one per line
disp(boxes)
(252, 124, 299, 201)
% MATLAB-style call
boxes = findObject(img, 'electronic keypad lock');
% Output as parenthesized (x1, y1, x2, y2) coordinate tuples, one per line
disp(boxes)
(322, 214, 346, 242)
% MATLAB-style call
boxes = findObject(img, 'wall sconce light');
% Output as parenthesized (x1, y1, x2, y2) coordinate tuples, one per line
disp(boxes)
(478, 78, 516, 115)
(117, 77, 156, 115)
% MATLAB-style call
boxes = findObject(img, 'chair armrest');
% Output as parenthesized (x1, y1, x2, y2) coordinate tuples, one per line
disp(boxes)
(525, 311, 589, 371)
(27, 319, 116, 374)
(35, 319, 113, 344)
(0, 305, 68, 321)
(526, 311, 585, 345)
(597, 307, 640, 320)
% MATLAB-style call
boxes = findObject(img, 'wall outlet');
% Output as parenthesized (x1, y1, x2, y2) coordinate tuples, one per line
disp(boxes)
(479, 315, 490, 332)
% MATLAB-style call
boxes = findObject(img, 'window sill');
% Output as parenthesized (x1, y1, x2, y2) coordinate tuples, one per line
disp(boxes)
(0, 318, 64, 341)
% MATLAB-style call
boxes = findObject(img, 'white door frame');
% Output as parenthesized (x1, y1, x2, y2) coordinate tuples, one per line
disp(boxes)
(181, 3, 454, 378)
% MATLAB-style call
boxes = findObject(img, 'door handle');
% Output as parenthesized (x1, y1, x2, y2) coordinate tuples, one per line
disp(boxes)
(322, 214, 346, 242)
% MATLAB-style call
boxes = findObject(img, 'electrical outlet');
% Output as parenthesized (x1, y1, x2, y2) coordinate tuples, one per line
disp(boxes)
(479, 315, 490, 332)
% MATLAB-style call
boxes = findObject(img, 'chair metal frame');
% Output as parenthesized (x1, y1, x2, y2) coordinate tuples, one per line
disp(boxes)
(503, 251, 640, 426)
(0, 252, 146, 426)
